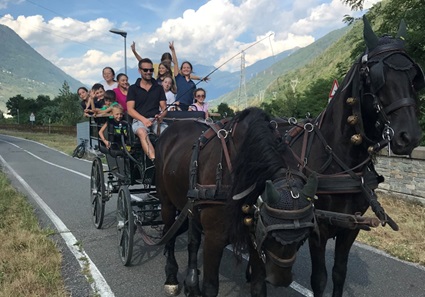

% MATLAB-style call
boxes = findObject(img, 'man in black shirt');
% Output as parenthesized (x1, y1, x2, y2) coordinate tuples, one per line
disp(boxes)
(127, 58, 167, 161)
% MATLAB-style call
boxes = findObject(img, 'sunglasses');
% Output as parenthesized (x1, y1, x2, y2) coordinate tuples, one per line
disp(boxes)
(140, 68, 154, 73)
(195, 94, 206, 98)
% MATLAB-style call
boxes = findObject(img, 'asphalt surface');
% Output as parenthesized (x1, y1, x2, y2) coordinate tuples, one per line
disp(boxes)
(1, 134, 424, 297)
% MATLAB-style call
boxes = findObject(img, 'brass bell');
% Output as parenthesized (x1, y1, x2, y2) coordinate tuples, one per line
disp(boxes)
(242, 204, 251, 214)
(347, 115, 358, 125)
(346, 97, 357, 105)
(243, 216, 253, 226)
(351, 134, 363, 145)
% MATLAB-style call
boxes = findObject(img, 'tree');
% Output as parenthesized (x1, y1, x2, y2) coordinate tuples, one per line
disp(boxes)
(298, 78, 333, 118)
(6, 94, 26, 117)
(341, 0, 365, 10)
(216, 103, 235, 118)
(55, 81, 83, 125)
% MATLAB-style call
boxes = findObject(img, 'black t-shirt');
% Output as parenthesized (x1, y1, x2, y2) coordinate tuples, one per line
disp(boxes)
(127, 78, 166, 118)
(107, 118, 127, 144)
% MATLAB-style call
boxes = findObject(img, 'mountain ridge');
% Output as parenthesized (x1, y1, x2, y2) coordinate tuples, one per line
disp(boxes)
(0, 24, 84, 112)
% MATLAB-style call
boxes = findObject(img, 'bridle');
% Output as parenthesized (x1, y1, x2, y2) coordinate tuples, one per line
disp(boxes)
(349, 42, 424, 154)
(240, 170, 316, 268)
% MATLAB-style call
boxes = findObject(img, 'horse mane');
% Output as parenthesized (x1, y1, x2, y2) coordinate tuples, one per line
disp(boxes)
(226, 107, 289, 255)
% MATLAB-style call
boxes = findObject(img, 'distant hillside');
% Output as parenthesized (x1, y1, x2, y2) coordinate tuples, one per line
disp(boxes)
(118, 47, 298, 100)
(0, 24, 84, 112)
(209, 25, 352, 109)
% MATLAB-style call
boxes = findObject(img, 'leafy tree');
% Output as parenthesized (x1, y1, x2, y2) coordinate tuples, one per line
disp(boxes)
(298, 78, 334, 118)
(6, 94, 26, 117)
(55, 81, 83, 125)
(216, 103, 235, 118)
(341, 0, 365, 10)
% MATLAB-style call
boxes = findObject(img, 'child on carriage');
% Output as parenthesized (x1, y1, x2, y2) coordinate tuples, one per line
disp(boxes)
(98, 104, 128, 150)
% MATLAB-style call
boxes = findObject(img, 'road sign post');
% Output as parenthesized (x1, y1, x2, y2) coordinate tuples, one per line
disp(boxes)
(30, 113, 35, 126)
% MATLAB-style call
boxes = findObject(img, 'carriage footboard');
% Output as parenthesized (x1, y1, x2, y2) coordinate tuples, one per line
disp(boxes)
(315, 209, 380, 230)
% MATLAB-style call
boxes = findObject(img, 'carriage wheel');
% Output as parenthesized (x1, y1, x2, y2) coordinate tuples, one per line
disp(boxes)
(90, 158, 105, 229)
(117, 186, 134, 266)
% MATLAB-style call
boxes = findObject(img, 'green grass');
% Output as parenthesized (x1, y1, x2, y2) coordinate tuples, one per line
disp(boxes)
(0, 172, 69, 296)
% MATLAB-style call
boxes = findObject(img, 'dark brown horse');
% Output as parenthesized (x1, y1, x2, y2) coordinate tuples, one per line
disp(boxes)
(155, 107, 317, 296)
(278, 17, 424, 297)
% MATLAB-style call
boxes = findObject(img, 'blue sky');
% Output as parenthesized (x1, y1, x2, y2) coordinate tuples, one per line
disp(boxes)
(0, 0, 380, 86)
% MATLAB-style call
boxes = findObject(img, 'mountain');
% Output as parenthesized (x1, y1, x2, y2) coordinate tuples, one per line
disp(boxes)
(0, 24, 84, 112)
(118, 46, 299, 101)
(209, 25, 352, 109)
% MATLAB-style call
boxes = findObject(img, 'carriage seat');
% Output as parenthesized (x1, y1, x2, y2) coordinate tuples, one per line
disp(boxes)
(163, 111, 205, 123)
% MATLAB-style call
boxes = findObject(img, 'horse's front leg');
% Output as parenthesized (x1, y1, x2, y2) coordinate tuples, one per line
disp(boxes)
(201, 208, 227, 297)
(184, 218, 202, 297)
(309, 226, 329, 297)
(247, 241, 267, 297)
(331, 229, 360, 297)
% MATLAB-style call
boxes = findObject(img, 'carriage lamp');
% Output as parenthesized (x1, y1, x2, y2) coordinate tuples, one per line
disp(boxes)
(351, 134, 363, 145)
(347, 115, 359, 125)
(346, 97, 357, 105)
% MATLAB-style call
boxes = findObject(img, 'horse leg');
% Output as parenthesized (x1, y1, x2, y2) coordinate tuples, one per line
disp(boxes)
(162, 202, 181, 296)
(309, 229, 329, 297)
(184, 218, 202, 297)
(201, 209, 227, 297)
(248, 242, 267, 297)
(331, 229, 359, 297)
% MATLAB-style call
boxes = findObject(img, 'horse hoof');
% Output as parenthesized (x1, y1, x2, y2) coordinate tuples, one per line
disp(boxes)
(164, 284, 180, 296)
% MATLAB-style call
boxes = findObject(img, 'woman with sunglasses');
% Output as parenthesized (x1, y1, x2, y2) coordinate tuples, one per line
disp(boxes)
(189, 88, 209, 118)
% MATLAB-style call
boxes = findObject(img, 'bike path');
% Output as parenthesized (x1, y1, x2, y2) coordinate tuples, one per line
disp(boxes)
(0, 134, 424, 297)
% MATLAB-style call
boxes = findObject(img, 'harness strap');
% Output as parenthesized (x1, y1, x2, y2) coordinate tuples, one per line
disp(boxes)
(263, 204, 313, 220)
(219, 133, 233, 172)
(140, 198, 194, 246)
(383, 97, 416, 114)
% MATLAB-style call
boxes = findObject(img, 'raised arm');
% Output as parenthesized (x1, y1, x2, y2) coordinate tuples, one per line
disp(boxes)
(131, 41, 142, 62)
(169, 41, 179, 77)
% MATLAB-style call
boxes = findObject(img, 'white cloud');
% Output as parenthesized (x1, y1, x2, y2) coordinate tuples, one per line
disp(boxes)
(0, 0, 384, 85)
(0, 0, 23, 10)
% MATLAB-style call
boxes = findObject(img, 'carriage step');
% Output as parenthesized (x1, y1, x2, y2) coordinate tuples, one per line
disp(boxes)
(131, 193, 158, 203)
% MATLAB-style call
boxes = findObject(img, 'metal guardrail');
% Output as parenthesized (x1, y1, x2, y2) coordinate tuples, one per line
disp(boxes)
(0, 124, 76, 135)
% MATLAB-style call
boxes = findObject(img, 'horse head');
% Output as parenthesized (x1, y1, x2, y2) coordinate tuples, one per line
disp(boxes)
(341, 16, 424, 155)
(251, 171, 317, 286)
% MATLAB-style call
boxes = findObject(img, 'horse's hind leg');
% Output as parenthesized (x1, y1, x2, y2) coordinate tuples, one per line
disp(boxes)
(331, 229, 359, 297)
(309, 230, 329, 297)
(184, 219, 202, 297)
(201, 209, 227, 297)
(162, 203, 181, 296)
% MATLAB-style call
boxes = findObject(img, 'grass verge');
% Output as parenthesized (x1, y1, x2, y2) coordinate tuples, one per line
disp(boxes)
(357, 192, 425, 265)
(0, 129, 77, 156)
(0, 172, 69, 296)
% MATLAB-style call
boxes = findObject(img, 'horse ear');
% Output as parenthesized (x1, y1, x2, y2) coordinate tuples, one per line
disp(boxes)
(396, 19, 407, 40)
(363, 15, 379, 50)
(301, 173, 318, 200)
(262, 180, 280, 206)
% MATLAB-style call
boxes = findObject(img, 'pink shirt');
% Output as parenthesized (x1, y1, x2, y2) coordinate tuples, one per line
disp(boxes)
(113, 88, 127, 111)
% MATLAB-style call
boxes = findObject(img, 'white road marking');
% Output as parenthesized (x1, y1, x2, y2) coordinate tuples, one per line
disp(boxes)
(10, 136, 423, 295)
(1, 137, 315, 296)
(0, 155, 115, 297)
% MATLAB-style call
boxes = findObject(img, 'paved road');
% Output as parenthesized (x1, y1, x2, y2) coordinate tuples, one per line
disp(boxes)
(1, 134, 424, 297)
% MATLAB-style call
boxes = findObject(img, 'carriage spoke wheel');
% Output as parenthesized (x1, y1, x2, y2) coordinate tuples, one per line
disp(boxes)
(90, 158, 105, 229)
(117, 186, 134, 266)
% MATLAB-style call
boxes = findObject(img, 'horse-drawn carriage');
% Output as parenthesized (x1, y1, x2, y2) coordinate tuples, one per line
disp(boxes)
(88, 110, 207, 265)
(86, 17, 424, 297)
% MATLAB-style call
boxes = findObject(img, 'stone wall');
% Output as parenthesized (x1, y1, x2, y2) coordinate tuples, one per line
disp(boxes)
(375, 147, 425, 206)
